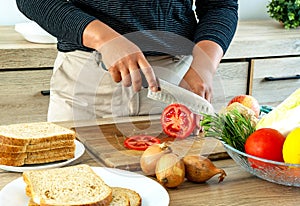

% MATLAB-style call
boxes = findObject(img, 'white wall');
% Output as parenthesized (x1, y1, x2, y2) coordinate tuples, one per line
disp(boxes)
(0, 0, 271, 26)
(239, 0, 271, 20)
(0, 0, 29, 25)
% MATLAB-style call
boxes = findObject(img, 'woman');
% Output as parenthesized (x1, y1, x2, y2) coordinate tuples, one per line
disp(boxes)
(16, 0, 238, 122)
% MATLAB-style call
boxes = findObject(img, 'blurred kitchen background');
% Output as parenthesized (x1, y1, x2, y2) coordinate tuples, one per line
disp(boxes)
(1, 0, 271, 26)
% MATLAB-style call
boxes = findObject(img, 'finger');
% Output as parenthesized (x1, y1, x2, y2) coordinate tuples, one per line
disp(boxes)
(205, 92, 212, 103)
(137, 54, 158, 92)
(193, 114, 203, 135)
(121, 71, 131, 87)
(108, 66, 122, 83)
(118, 63, 131, 87)
(129, 68, 142, 92)
(192, 84, 206, 99)
(127, 59, 142, 92)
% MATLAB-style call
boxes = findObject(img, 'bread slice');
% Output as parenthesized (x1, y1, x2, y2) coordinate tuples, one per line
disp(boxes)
(0, 150, 75, 166)
(0, 152, 75, 166)
(0, 156, 26, 166)
(23, 164, 112, 206)
(0, 145, 76, 166)
(109, 187, 130, 206)
(0, 122, 75, 146)
(27, 187, 131, 206)
(0, 139, 75, 153)
(112, 187, 141, 206)
(0, 145, 75, 157)
(24, 152, 75, 164)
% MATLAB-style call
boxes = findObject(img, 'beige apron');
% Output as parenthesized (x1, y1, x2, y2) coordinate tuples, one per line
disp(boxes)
(47, 50, 192, 122)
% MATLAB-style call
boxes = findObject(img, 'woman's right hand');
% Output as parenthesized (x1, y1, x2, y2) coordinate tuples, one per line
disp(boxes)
(98, 36, 158, 92)
(83, 20, 159, 92)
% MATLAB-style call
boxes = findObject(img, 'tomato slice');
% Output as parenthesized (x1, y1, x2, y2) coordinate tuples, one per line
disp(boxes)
(161, 103, 196, 139)
(124, 135, 161, 151)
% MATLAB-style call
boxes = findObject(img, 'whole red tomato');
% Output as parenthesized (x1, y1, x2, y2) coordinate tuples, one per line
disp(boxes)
(245, 128, 285, 163)
(161, 103, 196, 139)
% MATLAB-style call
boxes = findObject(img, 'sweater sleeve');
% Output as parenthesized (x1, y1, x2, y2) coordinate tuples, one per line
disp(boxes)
(16, 0, 96, 47)
(194, 0, 238, 54)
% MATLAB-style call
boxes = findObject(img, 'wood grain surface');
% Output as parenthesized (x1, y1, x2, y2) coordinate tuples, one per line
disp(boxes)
(0, 69, 52, 125)
(0, 26, 57, 69)
(73, 119, 228, 171)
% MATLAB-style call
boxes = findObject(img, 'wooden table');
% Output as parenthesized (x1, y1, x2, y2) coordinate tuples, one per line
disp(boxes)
(1, 116, 300, 206)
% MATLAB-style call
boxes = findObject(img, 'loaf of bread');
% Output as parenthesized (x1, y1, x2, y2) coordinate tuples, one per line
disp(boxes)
(23, 164, 113, 206)
(0, 122, 76, 166)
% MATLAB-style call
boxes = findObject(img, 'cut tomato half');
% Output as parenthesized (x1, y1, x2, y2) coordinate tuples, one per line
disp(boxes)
(124, 135, 161, 151)
(161, 103, 196, 139)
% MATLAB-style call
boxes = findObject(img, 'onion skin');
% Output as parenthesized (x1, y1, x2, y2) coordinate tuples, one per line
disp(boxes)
(140, 143, 171, 176)
(155, 153, 185, 188)
(183, 155, 226, 183)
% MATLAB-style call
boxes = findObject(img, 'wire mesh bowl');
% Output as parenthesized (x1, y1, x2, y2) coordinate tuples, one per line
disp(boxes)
(223, 142, 300, 187)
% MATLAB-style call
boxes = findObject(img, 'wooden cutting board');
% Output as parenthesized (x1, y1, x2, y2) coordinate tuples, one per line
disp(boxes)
(74, 118, 228, 171)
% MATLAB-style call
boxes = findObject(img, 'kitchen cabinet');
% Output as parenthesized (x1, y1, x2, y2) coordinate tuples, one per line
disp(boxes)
(0, 69, 52, 125)
(0, 20, 300, 124)
(213, 62, 249, 111)
(223, 21, 300, 108)
(250, 57, 300, 106)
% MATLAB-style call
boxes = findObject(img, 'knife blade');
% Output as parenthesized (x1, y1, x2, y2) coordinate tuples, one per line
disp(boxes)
(147, 78, 215, 115)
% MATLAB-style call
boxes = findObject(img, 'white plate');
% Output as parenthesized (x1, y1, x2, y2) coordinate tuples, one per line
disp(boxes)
(0, 167, 169, 206)
(0, 140, 85, 173)
(15, 22, 57, 44)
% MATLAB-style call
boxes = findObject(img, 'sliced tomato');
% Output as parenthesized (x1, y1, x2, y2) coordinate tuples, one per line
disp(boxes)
(124, 135, 161, 151)
(161, 103, 196, 139)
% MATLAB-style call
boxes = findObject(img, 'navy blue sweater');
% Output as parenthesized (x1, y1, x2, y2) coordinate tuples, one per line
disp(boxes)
(16, 0, 238, 55)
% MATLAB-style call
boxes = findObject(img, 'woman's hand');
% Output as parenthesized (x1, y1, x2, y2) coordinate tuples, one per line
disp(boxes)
(179, 40, 223, 102)
(98, 36, 158, 92)
(83, 20, 159, 92)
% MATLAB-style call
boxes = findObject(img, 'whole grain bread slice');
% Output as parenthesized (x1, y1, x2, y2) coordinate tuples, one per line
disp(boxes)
(112, 187, 142, 206)
(26, 188, 130, 206)
(24, 152, 75, 164)
(0, 139, 75, 153)
(0, 145, 75, 157)
(1, 152, 75, 166)
(109, 187, 130, 206)
(0, 147, 75, 167)
(0, 157, 25, 166)
(0, 122, 75, 146)
(26, 146, 75, 158)
(27, 187, 131, 206)
(23, 164, 112, 206)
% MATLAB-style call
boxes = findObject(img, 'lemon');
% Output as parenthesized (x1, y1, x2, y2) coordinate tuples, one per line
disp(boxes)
(282, 127, 300, 164)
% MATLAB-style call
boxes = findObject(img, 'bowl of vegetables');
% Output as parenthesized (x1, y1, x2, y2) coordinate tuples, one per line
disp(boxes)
(222, 142, 300, 187)
(201, 90, 300, 187)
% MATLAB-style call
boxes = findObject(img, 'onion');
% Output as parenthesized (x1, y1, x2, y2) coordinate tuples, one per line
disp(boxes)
(183, 155, 227, 183)
(140, 142, 171, 176)
(155, 153, 185, 188)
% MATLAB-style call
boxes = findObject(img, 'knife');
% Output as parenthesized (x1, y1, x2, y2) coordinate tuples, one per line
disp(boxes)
(147, 78, 215, 115)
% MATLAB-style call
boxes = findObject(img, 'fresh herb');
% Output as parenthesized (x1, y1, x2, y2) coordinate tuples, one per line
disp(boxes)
(267, 0, 300, 29)
(200, 109, 256, 152)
